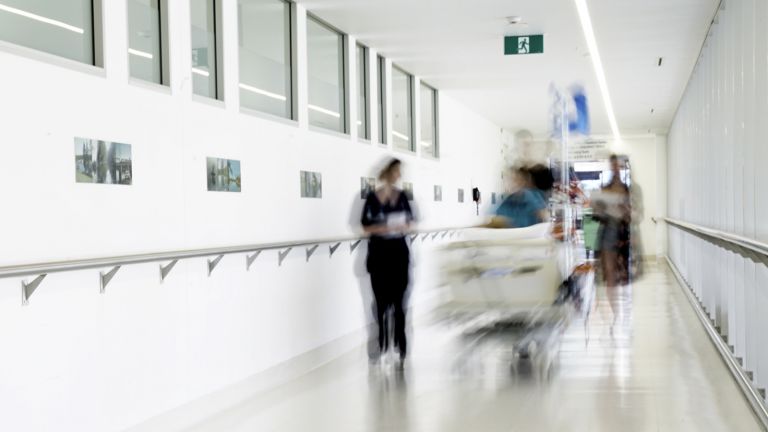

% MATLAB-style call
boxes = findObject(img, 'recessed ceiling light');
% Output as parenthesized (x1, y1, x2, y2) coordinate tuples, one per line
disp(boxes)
(506, 16, 523, 24)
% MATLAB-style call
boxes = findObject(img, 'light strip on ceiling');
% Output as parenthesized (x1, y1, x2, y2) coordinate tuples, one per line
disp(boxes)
(574, 0, 621, 141)
(128, 48, 154, 60)
(238, 83, 287, 101)
(0, 3, 84, 34)
(191, 67, 210, 77)
(308, 104, 341, 118)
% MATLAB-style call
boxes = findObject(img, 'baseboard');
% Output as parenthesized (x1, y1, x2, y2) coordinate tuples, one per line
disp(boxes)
(663, 256, 768, 430)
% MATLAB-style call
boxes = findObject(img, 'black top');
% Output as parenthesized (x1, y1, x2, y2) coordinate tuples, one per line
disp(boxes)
(361, 189, 414, 239)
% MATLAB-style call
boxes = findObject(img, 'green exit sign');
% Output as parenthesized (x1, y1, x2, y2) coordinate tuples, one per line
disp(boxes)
(504, 35, 544, 55)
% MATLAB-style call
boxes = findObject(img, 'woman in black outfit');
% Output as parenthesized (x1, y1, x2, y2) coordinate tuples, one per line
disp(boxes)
(361, 159, 414, 367)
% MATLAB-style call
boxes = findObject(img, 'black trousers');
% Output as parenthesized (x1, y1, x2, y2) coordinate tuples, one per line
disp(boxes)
(367, 237, 410, 357)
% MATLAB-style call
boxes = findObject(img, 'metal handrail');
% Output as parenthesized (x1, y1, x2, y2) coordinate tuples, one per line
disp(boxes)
(663, 218, 768, 428)
(664, 217, 768, 263)
(3, 226, 467, 305)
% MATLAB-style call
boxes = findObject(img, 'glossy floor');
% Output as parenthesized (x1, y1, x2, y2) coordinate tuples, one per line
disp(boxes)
(182, 263, 763, 432)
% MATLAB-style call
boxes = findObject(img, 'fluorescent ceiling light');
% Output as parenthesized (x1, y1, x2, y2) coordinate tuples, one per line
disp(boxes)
(128, 48, 154, 60)
(191, 67, 210, 77)
(574, 0, 621, 141)
(0, 3, 84, 34)
(238, 83, 287, 101)
(308, 104, 341, 118)
(392, 131, 410, 141)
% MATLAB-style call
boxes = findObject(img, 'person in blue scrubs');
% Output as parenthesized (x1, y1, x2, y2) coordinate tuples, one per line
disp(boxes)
(487, 166, 549, 228)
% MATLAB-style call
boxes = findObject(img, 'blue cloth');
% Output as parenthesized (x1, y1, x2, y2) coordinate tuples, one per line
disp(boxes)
(568, 90, 590, 135)
(494, 189, 547, 228)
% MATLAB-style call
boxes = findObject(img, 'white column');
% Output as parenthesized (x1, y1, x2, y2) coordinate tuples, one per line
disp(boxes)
(101, 0, 129, 81)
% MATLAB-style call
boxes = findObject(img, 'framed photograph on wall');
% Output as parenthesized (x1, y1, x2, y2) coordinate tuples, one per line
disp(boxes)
(403, 182, 414, 201)
(206, 157, 242, 192)
(434, 185, 442, 202)
(301, 171, 322, 198)
(74, 138, 132, 185)
(360, 177, 376, 199)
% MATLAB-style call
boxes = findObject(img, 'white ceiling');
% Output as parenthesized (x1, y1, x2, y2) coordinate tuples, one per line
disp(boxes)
(299, 0, 719, 137)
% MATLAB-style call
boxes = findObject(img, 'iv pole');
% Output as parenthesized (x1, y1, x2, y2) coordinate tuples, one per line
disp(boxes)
(558, 88, 573, 273)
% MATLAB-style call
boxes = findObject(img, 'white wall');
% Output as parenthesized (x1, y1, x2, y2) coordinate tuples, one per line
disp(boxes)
(666, 0, 768, 402)
(0, 2, 504, 431)
(609, 135, 666, 259)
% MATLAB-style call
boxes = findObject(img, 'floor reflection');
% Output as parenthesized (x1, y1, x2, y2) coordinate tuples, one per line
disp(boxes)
(179, 264, 764, 432)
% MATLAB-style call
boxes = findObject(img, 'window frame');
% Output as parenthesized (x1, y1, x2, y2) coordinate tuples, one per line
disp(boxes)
(0, 0, 104, 69)
(377, 54, 388, 145)
(356, 43, 370, 141)
(391, 64, 415, 152)
(190, 0, 224, 100)
(126, 0, 171, 86)
(237, 0, 296, 121)
(306, 13, 348, 134)
(419, 81, 440, 159)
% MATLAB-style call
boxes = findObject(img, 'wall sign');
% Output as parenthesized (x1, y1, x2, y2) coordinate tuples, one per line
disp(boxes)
(504, 35, 544, 55)
(568, 139, 609, 162)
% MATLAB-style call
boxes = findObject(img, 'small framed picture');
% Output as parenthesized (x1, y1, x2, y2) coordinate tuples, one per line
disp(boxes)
(206, 157, 242, 192)
(403, 182, 414, 201)
(74, 138, 133, 185)
(434, 185, 442, 202)
(300, 171, 322, 198)
(360, 177, 376, 199)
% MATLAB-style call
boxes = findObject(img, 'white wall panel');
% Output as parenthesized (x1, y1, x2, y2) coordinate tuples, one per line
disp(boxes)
(668, 0, 768, 401)
(0, 1, 504, 431)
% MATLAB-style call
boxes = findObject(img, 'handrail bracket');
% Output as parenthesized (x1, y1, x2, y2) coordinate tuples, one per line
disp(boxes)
(21, 274, 47, 306)
(278, 247, 293, 266)
(246, 251, 262, 271)
(159, 259, 179, 283)
(100, 266, 121, 293)
(306, 245, 319, 262)
(207, 255, 224, 276)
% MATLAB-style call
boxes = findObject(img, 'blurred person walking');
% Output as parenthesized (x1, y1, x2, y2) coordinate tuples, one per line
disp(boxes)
(361, 158, 415, 369)
(592, 155, 632, 332)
